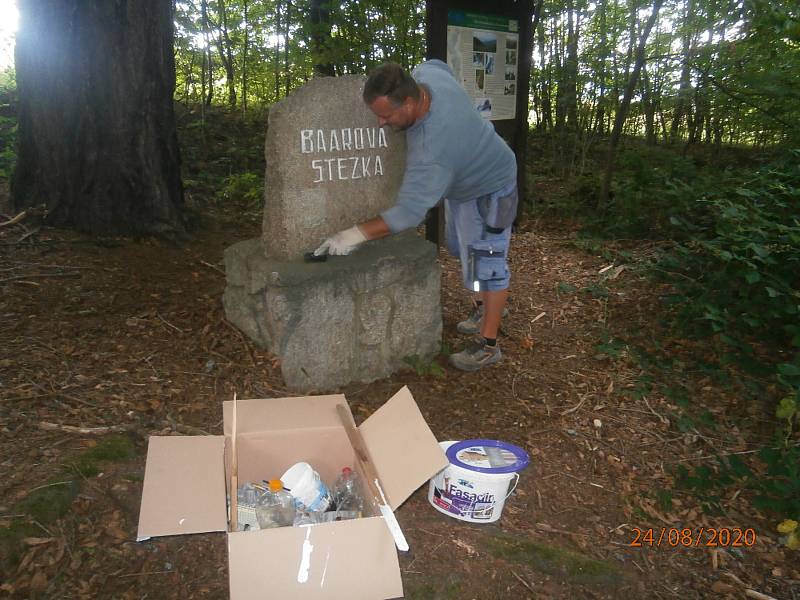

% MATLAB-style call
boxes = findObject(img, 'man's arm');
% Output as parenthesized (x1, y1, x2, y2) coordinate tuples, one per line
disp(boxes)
(358, 216, 391, 241)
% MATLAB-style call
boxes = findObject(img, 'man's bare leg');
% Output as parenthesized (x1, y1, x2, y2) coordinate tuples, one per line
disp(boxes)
(480, 289, 508, 340)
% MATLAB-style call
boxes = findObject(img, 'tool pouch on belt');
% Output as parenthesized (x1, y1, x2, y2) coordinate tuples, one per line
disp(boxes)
(477, 186, 518, 234)
(468, 241, 508, 292)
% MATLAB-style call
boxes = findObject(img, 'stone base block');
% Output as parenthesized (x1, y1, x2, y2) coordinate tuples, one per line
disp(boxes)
(223, 232, 442, 391)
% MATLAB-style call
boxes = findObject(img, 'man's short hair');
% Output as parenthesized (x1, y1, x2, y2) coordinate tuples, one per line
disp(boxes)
(363, 63, 421, 106)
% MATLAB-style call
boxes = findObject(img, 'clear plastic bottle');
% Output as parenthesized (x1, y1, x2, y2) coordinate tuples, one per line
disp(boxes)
(332, 467, 364, 519)
(255, 479, 296, 529)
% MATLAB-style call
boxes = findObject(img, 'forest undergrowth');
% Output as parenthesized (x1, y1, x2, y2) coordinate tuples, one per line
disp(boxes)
(525, 131, 800, 548)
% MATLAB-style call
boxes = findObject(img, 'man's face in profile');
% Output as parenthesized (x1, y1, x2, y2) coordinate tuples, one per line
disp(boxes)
(368, 96, 416, 131)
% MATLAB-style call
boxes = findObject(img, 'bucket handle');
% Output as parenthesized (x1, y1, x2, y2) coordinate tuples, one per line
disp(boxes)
(457, 473, 521, 517)
(505, 472, 520, 499)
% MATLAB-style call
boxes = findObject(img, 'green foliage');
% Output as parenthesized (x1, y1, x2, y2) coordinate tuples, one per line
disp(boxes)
(223, 172, 264, 208)
(0, 67, 16, 181)
(402, 354, 444, 377)
(0, 114, 15, 180)
(173, 0, 425, 108)
(675, 392, 800, 522)
(659, 150, 800, 366)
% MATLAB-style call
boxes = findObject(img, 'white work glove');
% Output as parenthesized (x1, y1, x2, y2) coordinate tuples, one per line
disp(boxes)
(314, 225, 367, 256)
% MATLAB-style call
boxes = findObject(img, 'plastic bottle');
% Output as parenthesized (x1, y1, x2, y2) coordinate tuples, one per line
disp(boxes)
(332, 467, 364, 519)
(255, 479, 296, 529)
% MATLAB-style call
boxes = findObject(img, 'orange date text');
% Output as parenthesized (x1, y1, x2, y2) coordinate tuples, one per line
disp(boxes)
(629, 527, 756, 548)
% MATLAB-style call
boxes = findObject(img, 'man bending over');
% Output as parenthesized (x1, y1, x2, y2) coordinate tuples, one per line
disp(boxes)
(315, 61, 518, 372)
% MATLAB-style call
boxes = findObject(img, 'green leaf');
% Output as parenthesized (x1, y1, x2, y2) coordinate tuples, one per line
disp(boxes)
(776, 397, 797, 420)
(777, 363, 800, 377)
(745, 270, 761, 284)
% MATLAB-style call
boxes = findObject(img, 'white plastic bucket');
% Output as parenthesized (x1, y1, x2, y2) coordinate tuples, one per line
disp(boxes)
(281, 462, 331, 512)
(427, 439, 529, 523)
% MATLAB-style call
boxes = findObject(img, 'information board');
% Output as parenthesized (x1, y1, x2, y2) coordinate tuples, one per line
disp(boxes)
(446, 9, 519, 121)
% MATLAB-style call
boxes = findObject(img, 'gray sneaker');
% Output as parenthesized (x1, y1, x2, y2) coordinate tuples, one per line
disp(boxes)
(449, 336, 502, 371)
(456, 305, 510, 335)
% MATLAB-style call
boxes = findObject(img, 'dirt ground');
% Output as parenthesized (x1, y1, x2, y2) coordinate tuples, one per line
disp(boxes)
(1, 203, 798, 600)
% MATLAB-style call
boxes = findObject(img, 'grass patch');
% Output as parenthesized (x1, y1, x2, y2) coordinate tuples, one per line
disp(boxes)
(483, 532, 622, 588)
(0, 433, 139, 572)
(404, 574, 461, 599)
(67, 434, 136, 477)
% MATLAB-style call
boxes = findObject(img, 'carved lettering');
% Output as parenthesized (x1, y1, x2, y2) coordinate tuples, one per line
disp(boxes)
(329, 130, 341, 152)
(336, 157, 348, 180)
(325, 158, 336, 180)
(311, 159, 324, 183)
(301, 130, 314, 154)
(341, 128, 352, 151)
(299, 127, 390, 182)
(351, 157, 362, 179)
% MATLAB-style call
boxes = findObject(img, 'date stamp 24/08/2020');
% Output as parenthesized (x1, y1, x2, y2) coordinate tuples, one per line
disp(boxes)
(630, 527, 757, 548)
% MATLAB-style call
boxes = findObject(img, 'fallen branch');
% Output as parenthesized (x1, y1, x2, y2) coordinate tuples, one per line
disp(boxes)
(510, 570, 535, 593)
(38, 422, 126, 435)
(0, 210, 27, 228)
(0, 272, 82, 285)
(200, 259, 225, 275)
(561, 395, 586, 416)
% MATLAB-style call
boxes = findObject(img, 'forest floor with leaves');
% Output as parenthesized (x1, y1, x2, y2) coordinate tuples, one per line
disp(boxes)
(1, 194, 798, 600)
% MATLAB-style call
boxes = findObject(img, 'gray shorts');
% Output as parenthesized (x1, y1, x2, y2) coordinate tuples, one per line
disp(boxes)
(445, 183, 517, 292)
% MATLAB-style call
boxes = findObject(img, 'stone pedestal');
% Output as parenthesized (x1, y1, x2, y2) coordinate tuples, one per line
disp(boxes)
(223, 233, 441, 391)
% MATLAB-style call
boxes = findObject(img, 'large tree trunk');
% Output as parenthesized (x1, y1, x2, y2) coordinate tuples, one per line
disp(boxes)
(12, 0, 185, 237)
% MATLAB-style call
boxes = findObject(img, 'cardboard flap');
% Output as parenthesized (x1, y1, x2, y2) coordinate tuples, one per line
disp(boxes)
(223, 394, 347, 435)
(227, 517, 402, 600)
(359, 386, 448, 510)
(137, 436, 227, 541)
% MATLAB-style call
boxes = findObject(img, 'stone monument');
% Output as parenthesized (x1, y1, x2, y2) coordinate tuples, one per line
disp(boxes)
(223, 76, 442, 391)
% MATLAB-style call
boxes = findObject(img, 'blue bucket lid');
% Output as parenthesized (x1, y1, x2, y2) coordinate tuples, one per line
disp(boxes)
(446, 439, 530, 475)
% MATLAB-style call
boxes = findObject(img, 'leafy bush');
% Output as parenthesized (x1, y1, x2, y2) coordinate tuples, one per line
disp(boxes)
(660, 149, 800, 368)
(223, 172, 264, 208)
(0, 67, 16, 181)
(663, 150, 800, 533)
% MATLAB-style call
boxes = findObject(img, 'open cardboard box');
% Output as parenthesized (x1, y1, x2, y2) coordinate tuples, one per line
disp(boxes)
(137, 386, 448, 599)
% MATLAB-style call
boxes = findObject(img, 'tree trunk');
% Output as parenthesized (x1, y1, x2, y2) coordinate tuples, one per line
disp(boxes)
(593, 0, 608, 136)
(241, 0, 248, 117)
(215, 0, 237, 107)
(274, 0, 281, 101)
(599, 0, 664, 208)
(284, 0, 292, 95)
(12, 0, 185, 237)
(642, 63, 657, 145)
(565, 0, 579, 130)
(201, 0, 214, 106)
(310, 0, 335, 76)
